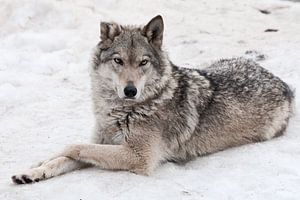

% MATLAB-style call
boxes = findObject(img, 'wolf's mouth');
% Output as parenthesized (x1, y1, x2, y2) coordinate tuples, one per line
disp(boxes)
(124, 97, 136, 101)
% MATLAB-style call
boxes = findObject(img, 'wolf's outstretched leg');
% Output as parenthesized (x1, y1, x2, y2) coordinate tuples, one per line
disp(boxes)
(12, 141, 157, 184)
(12, 156, 88, 184)
(60, 144, 156, 175)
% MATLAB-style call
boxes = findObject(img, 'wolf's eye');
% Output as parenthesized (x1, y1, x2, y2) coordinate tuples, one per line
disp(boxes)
(114, 58, 123, 65)
(139, 60, 148, 66)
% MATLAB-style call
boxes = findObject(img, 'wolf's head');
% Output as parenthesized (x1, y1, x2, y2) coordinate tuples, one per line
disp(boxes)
(91, 15, 172, 103)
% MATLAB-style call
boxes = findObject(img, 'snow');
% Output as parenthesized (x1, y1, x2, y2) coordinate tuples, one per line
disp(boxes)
(1, 0, 300, 199)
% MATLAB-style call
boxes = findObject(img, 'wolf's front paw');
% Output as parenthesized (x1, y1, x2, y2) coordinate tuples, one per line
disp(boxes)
(61, 144, 83, 160)
(11, 168, 45, 184)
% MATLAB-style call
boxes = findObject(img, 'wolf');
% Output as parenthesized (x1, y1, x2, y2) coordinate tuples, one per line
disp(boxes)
(12, 15, 294, 184)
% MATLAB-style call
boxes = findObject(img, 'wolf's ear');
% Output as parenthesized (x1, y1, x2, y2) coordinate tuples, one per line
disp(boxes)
(100, 22, 121, 42)
(142, 15, 164, 49)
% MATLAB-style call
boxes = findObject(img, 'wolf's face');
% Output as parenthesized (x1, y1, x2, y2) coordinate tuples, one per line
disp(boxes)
(93, 16, 170, 102)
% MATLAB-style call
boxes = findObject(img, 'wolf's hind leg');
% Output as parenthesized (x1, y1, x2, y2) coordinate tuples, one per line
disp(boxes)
(12, 156, 88, 184)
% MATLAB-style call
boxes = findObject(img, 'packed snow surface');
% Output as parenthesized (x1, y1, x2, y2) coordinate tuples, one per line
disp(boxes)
(1, 0, 300, 199)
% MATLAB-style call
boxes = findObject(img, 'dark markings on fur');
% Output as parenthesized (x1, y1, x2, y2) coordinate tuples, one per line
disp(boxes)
(22, 175, 33, 183)
(126, 113, 131, 133)
(150, 48, 164, 75)
(92, 42, 102, 70)
(42, 172, 46, 179)
(196, 69, 216, 112)
(115, 120, 122, 130)
(34, 178, 40, 182)
(144, 78, 172, 103)
(12, 176, 23, 184)
(174, 68, 189, 107)
(275, 119, 288, 138)
(282, 81, 295, 103)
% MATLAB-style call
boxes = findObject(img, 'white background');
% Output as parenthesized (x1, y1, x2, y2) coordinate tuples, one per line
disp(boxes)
(0, 0, 299, 199)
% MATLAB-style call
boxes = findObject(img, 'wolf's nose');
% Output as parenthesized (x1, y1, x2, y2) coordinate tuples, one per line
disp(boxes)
(124, 85, 137, 98)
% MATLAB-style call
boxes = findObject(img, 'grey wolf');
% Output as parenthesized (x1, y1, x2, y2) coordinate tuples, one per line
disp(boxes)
(12, 15, 294, 184)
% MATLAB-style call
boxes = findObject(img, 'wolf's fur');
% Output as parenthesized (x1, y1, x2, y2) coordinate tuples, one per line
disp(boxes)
(12, 15, 294, 184)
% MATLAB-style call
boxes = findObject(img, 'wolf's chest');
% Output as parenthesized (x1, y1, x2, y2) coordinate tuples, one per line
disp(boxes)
(102, 130, 125, 144)
(100, 113, 131, 145)
(97, 102, 160, 144)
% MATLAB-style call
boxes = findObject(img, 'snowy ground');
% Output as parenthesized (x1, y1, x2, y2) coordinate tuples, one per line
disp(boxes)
(1, 0, 300, 199)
